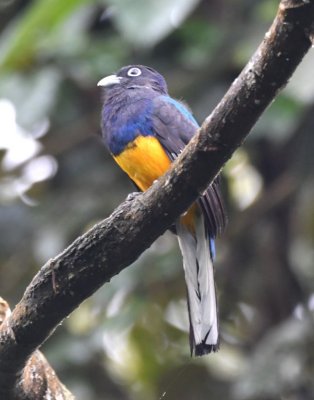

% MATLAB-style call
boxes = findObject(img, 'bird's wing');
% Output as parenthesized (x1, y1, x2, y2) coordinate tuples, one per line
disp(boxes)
(152, 95, 227, 237)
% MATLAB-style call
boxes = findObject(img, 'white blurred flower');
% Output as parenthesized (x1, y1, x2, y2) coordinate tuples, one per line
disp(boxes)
(0, 99, 42, 170)
(22, 155, 58, 183)
(0, 98, 58, 203)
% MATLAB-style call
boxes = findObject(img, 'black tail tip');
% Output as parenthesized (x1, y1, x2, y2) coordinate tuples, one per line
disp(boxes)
(194, 343, 219, 357)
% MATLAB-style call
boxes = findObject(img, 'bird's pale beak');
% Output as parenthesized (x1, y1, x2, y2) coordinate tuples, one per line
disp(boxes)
(97, 74, 121, 87)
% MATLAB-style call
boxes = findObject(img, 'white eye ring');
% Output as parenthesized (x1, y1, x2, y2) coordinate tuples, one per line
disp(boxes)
(127, 67, 142, 77)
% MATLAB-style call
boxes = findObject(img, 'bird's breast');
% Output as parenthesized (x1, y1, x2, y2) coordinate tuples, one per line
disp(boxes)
(113, 134, 197, 231)
(113, 135, 171, 191)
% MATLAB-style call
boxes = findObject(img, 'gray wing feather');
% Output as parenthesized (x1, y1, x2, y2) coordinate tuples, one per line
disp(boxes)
(152, 96, 227, 237)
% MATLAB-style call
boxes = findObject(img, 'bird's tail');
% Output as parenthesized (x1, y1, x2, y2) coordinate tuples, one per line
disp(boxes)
(176, 213, 219, 356)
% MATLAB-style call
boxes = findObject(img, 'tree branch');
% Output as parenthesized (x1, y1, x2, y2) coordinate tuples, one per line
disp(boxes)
(1, 1, 313, 398)
(0, 298, 74, 400)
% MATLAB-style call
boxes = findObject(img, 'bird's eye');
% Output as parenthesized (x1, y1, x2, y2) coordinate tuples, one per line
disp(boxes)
(127, 67, 142, 77)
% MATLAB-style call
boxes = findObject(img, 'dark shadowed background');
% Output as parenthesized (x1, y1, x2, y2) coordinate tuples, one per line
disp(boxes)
(1, 0, 314, 399)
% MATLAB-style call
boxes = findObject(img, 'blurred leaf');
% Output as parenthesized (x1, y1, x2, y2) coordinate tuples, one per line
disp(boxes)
(177, 20, 223, 68)
(0, 68, 61, 128)
(106, 0, 200, 47)
(234, 315, 314, 400)
(284, 51, 314, 104)
(0, 0, 90, 69)
(255, 0, 278, 22)
(64, 38, 130, 84)
(251, 94, 303, 142)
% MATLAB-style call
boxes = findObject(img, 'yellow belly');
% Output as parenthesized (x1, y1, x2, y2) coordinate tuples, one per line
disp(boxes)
(113, 135, 171, 191)
(113, 135, 196, 230)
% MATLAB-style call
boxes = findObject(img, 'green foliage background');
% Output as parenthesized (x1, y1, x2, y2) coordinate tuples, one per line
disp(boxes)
(1, 0, 314, 399)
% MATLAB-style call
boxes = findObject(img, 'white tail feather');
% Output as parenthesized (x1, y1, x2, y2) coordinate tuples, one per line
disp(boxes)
(176, 214, 218, 355)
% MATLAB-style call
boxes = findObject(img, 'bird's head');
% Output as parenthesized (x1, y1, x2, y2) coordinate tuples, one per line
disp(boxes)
(97, 65, 168, 95)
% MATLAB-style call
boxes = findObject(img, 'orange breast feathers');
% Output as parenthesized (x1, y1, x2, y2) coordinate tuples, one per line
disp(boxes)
(113, 134, 196, 230)
(113, 135, 171, 191)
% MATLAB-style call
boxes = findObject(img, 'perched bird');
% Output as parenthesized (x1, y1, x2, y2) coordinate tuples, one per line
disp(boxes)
(98, 65, 226, 356)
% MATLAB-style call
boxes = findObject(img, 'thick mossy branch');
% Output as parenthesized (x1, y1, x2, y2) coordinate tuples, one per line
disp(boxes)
(0, 1, 313, 399)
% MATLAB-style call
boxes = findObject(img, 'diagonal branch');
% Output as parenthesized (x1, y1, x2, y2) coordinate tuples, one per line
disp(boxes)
(0, 0, 313, 398)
